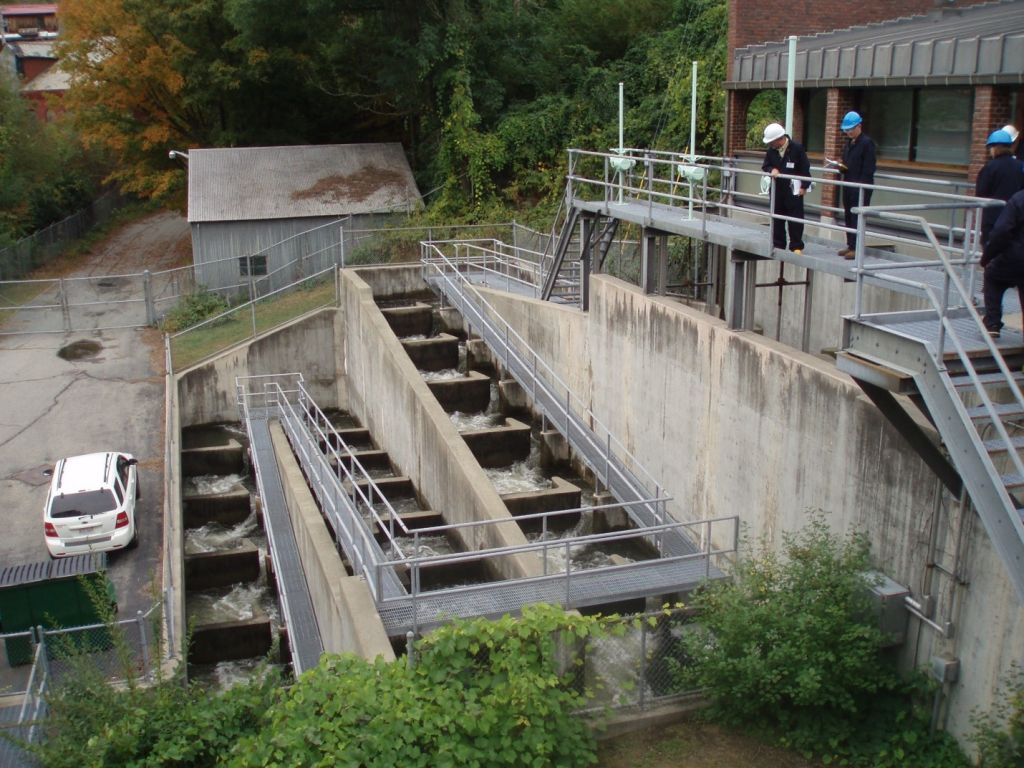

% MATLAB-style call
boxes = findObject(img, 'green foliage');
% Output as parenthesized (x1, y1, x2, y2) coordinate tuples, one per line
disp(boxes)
(229, 604, 604, 767)
(0, 76, 100, 243)
(745, 90, 786, 149)
(970, 664, 1024, 767)
(679, 515, 968, 768)
(160, 288, 230, 332)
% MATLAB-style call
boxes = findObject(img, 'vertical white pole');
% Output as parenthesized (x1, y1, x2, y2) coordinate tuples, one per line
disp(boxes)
(690, 61, 698, 159)
(618, 81, 624, 152)
(785, 35, 797, 135)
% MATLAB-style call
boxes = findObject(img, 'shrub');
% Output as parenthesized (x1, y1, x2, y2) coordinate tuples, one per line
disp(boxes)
(970, 664, 1024, 767)
(160, 288, 230, 333)
(229, 604, 605, 767)
(679, 514, 968, 767)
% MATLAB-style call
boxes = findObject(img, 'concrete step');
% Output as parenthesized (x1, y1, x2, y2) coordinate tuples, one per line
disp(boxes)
(501, 476, 583, 533)
(426, 370, 492, 413)
(185, 541, 261, 591)
(380, 302, 433, 337)
(183, 488, 252, 527)
(402, 333, 460, 372)
(461, 417, 532, 468)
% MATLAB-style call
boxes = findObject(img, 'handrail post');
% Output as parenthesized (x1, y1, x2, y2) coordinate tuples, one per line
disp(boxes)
(853, 187, 866, 319)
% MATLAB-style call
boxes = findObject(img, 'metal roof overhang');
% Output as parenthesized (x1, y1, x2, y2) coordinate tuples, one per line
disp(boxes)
(727, 0, 1024, 90)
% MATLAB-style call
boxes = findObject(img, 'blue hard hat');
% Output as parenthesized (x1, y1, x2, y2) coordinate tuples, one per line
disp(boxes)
(986, 129, 1013, 146)
(840, 111, 863, 131)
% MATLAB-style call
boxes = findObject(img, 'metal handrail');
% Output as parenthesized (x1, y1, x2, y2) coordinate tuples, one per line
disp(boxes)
(421, 243, 671, 511)
(849, 208, 1024, 499)
(565, 148, 993, 258)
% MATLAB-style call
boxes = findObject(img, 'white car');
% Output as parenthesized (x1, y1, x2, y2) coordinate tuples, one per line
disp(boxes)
(43, 452, 139, 558)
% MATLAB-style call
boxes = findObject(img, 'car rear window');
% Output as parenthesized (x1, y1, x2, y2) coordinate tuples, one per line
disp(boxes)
(49, 489, 118, 518)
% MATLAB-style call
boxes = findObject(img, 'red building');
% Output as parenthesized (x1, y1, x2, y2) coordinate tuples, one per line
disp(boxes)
(725, 0, 1024, 195)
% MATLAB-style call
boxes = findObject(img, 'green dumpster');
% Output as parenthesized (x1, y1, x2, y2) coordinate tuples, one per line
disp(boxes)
(0, 553, 116, 665)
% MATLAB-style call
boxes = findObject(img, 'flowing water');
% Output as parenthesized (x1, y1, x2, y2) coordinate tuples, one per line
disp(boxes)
(185, 512, 263, 555)
(186, 580, 280, 625)
(450, 411, 503, 431)
(420, 368, 464, 381)
(183, 472, 249, 496)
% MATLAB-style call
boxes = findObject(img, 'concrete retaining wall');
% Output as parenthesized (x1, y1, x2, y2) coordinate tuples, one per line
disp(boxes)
(338, 268, 542, 580)
(176, 309, 340, 427)
(476, 272, 1023, 743)
(271, 423, 394, 661)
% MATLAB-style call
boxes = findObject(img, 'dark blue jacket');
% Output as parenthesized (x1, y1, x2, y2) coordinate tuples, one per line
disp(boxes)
(983, 188, 1024, 266)
(976, 154, 1024, 241)
(762, 138, 811, 209)
(842, 133, 876, 185)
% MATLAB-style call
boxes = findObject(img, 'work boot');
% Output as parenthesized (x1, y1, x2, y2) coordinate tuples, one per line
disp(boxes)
(839, 248, 855, 260)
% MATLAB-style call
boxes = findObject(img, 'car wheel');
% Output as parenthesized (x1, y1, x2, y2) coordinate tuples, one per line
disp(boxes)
(128, 529, 139, 550)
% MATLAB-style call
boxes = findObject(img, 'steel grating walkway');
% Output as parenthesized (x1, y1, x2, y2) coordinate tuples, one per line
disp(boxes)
(246, 415, 324, 674)
(377, 551, 715, 635)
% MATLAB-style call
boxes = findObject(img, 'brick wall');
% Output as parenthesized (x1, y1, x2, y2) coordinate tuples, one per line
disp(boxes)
(970, 86, 1014, 186)
(728, 0, 991, 79)
(821, 89, 857, 213)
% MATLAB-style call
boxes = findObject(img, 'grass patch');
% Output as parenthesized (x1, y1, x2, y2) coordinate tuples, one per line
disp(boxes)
(169, 278, 335, 370)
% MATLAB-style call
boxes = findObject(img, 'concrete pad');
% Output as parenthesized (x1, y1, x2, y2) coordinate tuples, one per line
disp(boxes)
(184, 541, 261, 591)
(379, 303, 433, 337)
(189, 617, 272, 664)
(183, 488, 251, 527)
(461, 417, 532, 468)
(501, 476, 583, 532)
(181, 441, 245, 475)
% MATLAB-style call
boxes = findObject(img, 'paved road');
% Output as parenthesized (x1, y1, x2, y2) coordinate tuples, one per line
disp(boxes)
(0, 211, 190, 619)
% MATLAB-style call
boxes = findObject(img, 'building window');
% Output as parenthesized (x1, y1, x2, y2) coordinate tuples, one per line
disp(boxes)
(239, 254, 268, 277)
(863, 87, 972, 165)
(804, 90, 827, 153)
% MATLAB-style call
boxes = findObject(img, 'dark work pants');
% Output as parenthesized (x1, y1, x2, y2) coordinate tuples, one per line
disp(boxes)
(772, 195, 805, 251)
(842, 187, 873, 250)
(982, 255, 1024, 331)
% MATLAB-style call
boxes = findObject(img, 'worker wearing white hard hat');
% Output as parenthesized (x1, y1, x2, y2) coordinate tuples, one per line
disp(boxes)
(761, 123, 811, 255)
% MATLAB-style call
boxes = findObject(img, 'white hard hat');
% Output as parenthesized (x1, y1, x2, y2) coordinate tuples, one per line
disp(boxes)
(1002, 124, 1020, 143)
(763, 123, 786, 144)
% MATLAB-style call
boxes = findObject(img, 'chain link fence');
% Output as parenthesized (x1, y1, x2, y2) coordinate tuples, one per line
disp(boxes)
(0, 192, 128, 281)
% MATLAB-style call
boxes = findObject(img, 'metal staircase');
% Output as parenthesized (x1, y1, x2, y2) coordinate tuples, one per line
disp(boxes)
(837, 212, 1024, 604)
(540, 205, 620, 306)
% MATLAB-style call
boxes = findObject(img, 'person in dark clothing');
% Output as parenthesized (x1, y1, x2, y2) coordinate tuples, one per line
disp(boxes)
(761, 122, 811, 254)
(981, 188, 1024, 338)
(837, 111, 877, 260)
(976, 129, 1024, 245)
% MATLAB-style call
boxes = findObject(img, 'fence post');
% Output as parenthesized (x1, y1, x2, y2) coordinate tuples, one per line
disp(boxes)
(137, 609, 149, 676)
(406, 631, 415, 670)
(164, 585, 174, 656)
(639, 618, 647, 710)
(339, 225, 346, 269)
(59, 277, 71, 331)
(143, 269, 156, 325)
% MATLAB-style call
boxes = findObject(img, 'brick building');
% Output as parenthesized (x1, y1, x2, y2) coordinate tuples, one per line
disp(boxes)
(725, 0, 1024, 203)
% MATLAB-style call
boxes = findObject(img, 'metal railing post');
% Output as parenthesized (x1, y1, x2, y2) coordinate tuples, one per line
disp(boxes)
(639, 619, 647, 710)
(853, 187, 866, 319)
(137, 609, 150, 675)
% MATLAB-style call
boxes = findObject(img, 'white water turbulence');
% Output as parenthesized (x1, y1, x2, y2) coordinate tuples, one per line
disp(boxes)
(485, 440, 547, 493)
(449, 410, 503, 431)
(184, 473, 248, 496)
(187, 581, 280, 626)
(185, 512, 262, 555)
(420, 368, 463, 382)
(386, 533, 456, 561)
(400, 334, 428, 341)
(191, 658, 281, 691)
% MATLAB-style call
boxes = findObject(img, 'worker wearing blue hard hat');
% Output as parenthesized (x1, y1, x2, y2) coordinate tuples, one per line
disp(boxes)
(976, 129, 1024, 246)
(980, 188, 1024, 339)
(835, 111, 876, 259)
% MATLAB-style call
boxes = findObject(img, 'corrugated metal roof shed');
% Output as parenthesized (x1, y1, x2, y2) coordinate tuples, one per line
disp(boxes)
(728, 0, 1024, 89)
(187, 143, 423, 224)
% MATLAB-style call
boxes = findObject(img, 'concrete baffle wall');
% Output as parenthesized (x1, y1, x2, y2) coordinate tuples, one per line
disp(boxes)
(473, 271, 1024, 745)
(342, 266, 542, 581)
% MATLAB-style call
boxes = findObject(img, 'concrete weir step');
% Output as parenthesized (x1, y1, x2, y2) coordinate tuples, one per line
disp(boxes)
(502, 476, 583, 532)
(462, 417, 532, 468)
(183, 488, 252, 527)
(185, 541, 262, 591)
(403, 333, 460, 371)
(189, 617, 273, 664)
(380, 302, 433, 337)
(346, 475, 416, 499)
(330, 448, 391, 473)
(427, 369, 492, 413)
(373, 509, 445, 540)
(321, 427, 373, 452)
(181, 441, 246, 475)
